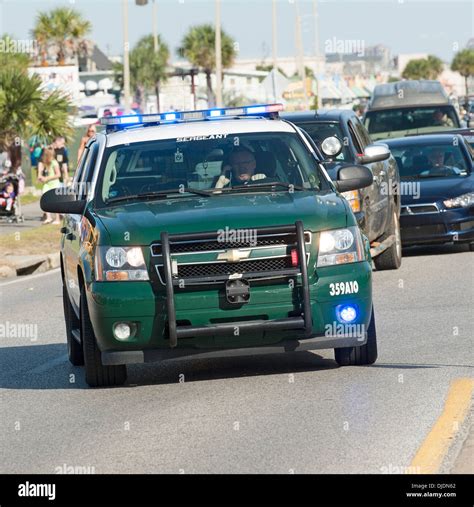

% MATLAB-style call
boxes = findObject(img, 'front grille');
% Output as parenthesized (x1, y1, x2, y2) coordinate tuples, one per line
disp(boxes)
(402, 224, 446, 239)
(177, 257, 292, 278)
(401, 204, 438, 215)
(151, 232, 311, 256)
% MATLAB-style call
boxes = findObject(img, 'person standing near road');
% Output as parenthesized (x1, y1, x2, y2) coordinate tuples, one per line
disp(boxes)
(37, 147, 61, 224)
(52, 136, 70, 185)
(77, 124, 96, 163)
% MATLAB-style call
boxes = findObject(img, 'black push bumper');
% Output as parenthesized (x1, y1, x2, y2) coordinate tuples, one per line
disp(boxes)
(160, 221, 313, 347)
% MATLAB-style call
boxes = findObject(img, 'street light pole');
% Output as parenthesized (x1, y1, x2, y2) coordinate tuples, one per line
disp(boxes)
(215, 0, 223, 108)
(122, 0, 131, 110)
(152, 0, 158, 52)
(312, 0, 322, 108)
(271, 0, 278, 102)
(295, 0, 309, 110)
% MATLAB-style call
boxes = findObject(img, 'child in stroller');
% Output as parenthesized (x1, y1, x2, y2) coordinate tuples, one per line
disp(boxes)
(0, 170, 25, 223)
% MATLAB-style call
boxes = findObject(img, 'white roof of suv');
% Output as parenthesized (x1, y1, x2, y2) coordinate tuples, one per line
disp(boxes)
(106, 117, 297, 147)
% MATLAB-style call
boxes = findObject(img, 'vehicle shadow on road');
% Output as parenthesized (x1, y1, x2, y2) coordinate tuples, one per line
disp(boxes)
(127, 351, 339, 387)
(0, 343, 89, 390)
(0, 343, 338, 389)
(402, 243, 471, 257)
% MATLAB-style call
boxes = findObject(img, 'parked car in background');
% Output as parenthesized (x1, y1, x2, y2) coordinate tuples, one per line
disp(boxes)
(283, 109, 402, 270)
(364, 80, 461, 141)
(384, 134, 474, 249)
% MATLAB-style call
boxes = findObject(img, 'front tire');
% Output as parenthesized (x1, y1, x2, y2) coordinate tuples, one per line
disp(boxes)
(80, 287, 127, 387)
(63, 283, 84, 366)
(334, 308, 378, 366)
(373, 208, 402, 271)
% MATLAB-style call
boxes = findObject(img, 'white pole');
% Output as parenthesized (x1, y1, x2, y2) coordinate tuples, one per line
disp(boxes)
(295, 0, 309, 109)
(215, 0, 223, 107)
(153, 0, 158, 52)
(122, 0, 131, 110)
(312, 0, 322, 108)
(272, 0, 278, 102)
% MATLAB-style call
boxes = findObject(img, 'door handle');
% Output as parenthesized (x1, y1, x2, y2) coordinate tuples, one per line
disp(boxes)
(60, 226, 69, 234)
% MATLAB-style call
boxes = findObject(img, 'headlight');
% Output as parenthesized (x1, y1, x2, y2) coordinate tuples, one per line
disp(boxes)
(96, 246, 149, 281)
(317, 227, 364, 267)
(443, 192, 474, 209)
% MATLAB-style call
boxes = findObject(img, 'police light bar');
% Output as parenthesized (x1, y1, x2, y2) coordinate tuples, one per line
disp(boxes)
(100, 103, 284, 128)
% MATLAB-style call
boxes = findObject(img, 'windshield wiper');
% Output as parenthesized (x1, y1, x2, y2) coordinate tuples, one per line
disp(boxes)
(106, 187, 211, 204)
(217, 181, 306, 193)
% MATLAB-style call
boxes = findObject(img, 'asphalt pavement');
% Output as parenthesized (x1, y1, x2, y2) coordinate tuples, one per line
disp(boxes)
(0, 243, 472, 474)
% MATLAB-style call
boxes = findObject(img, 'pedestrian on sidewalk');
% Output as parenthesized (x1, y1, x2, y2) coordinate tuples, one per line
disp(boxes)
(37, 147, 61, 225)
(52, 136, 70, 185)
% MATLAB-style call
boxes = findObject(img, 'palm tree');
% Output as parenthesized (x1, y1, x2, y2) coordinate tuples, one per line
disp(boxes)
(113, 35, 169, 112)
(32, 8, 91, 65)
(178, 24, 236, 107)
(0, 68, 71, 159)
(402, 55, 443, 80)
(451, 49, 474, 107)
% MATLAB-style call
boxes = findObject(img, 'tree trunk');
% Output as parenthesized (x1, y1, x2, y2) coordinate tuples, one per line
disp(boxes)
(465, 76, 469, 109)
(206, 70, 215, 108)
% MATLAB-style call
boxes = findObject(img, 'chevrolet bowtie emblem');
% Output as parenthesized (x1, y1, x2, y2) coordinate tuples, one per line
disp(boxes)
(217, 249, 251, 262)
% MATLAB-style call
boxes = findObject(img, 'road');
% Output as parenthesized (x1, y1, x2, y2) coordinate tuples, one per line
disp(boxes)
(0, 244, 472, 474)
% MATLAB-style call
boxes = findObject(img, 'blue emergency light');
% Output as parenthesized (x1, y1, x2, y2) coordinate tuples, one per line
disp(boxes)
(100, 103, 284, 131)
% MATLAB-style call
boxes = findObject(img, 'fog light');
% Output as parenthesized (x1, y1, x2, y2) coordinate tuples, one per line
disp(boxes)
(114, 322, 131, 340)
(337, 304, 358, 324)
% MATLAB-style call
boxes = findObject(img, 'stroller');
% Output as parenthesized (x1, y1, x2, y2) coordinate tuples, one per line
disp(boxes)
(0, 168, 25, 223)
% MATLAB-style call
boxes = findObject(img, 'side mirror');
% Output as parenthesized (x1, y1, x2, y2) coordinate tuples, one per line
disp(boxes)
(40, 188, 86, 215)
(335, 164, 373, 193)
(357, 143, 390, 164)
(320, 136, 343, 158)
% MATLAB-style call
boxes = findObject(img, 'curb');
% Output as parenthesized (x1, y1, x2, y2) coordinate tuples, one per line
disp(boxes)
(0, 252, 60, 279)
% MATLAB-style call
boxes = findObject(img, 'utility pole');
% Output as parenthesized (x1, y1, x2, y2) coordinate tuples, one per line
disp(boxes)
(271, 0, 278, 102)
(215, 0, 223, 107)
(295, 0, 309, 110)
(122, 0, 131, 110)
(152, 0, 158, 52)
(312, 0, 322, 108)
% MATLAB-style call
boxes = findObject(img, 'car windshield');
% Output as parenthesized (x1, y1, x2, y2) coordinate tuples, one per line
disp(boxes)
(96, 131, 326, 206)
(295, 122, 350, 161)
(386, 140, 471, 179)
(364, 106, 460, 140)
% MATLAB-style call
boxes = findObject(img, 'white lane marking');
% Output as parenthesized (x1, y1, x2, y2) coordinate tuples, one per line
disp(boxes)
(0, 268, 60, 287)
(29, 353, 68, 374)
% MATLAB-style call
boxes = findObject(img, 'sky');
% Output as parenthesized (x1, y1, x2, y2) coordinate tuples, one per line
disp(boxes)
(0, 0, 472, 63)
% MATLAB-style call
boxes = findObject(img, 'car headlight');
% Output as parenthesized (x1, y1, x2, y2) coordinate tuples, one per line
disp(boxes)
(443, 192, 474, 209)
(317, 227, 364, 267)
(96, 246, 149, 281)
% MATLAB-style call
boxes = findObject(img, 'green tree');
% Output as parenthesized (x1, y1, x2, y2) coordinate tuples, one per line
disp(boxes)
(451, 49, 474, 106)
(113, 35, 169, 112)
(0, 35, 31, 71)
(178, 24, 236, 107)
(32, 7, 91, 65)
(0, 68, 71, 157)
(402, 55, 443, 80)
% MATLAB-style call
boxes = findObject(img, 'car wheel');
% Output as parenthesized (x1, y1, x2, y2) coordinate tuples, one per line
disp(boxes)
(63, 283, 84, 366)
(373, 208, 402, 270)
(334, 307, 377, 366)
(80, 286, 127, 387)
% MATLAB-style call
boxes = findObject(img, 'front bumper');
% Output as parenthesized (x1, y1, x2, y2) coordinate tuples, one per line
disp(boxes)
(401, 205, 474, 245)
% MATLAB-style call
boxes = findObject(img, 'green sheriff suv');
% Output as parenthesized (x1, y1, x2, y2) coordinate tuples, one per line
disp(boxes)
(41, 104, 378, 387)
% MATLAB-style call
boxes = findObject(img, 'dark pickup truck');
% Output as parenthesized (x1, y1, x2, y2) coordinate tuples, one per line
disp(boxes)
(283, 109, 402, 270)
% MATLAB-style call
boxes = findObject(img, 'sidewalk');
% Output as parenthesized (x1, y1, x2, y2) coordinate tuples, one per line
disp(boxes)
(451, 422, 473, 473)
(0, 199, 43, 235)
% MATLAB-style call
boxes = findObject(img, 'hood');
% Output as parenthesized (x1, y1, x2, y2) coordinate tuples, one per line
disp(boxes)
(401, 175, 474, 206)
(94, 191, 348, 245)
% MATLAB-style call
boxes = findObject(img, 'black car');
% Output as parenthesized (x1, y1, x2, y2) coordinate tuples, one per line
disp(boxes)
(283, 109, 402, 270)
(384, 134, 474, 249)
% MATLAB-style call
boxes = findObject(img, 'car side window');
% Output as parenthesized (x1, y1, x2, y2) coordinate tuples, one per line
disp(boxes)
(354, 116, 372, 146)
(72, 147, 89, 185)
(78, 142, 99, 200)
(348, 120, 364, 155)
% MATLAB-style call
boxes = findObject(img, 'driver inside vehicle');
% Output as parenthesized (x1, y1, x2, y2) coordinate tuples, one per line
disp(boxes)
(215, 147, 267, 188)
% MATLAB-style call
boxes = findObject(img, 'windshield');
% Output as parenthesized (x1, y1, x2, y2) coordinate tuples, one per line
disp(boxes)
(364, 106, 460, 140)
(96, 131, 326, 206)
(387, 141, 471, 179)
(295, 122, 351, 161)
